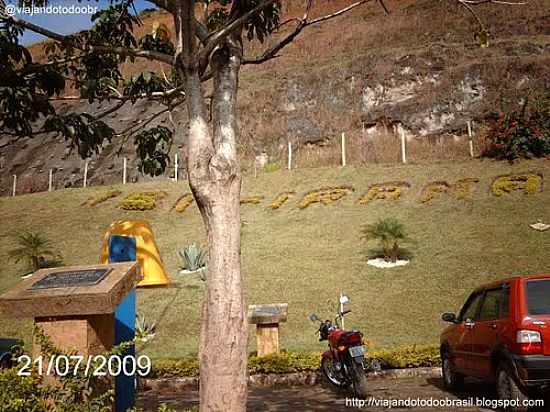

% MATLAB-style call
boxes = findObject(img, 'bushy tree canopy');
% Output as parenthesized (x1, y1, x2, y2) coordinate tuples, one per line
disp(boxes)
(0, 0, 282, 175)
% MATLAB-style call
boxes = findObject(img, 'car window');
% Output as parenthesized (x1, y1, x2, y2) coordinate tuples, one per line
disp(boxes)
(526, 279, 550, 315)
(478, 289, 501, 321)
(500, 285, 510, 318)
(459, 293, 482, 322)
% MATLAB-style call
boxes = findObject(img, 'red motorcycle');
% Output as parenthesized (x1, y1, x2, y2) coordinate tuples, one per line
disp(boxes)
(310, 295, 373, 398)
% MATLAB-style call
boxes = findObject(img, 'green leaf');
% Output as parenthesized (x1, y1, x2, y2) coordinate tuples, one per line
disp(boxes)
(134, 126, 173, 176)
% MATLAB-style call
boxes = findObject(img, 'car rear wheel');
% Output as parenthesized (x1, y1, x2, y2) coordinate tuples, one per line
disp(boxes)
(441, 350, 464, 390)
(496, 363, 528, 412)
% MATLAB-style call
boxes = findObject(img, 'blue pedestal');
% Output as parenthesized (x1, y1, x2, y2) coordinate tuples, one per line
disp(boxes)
(109, 235, 137, 412)
(114, 290, 136, 412)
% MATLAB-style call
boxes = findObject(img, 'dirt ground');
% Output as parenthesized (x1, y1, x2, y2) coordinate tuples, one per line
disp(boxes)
(137, 376, 548, 411)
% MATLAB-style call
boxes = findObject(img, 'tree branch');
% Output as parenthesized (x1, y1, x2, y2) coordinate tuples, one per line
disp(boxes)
(454, 0, 528, 32)
(378, 0, 390, 14)
(0, 134, 32, 148)
(109, 97, 184, 155)
(1, 14, 175, 65)
(198, 0, 279, 69)
(146, 0, 176, 13)
(244, 0, 370, 65)
(179, 0, 214, 184)
(114, 103, 173, 138)
(48, 86, 185, 103)
(211, 34, 241, 160)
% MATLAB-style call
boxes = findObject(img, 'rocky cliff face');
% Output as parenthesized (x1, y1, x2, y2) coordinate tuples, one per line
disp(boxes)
(1, 0, 549, 195)
(242, 38, 549, 153)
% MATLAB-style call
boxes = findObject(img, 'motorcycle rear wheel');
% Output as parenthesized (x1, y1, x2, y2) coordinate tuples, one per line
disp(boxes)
(321, 356, 348, 388)
(351, 361, 368, 399)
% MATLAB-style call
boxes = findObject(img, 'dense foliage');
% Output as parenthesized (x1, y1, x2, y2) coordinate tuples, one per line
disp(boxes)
(0, 328, 119, 412)
(482, 96, 550, 161)
(149, 345, 441, 378)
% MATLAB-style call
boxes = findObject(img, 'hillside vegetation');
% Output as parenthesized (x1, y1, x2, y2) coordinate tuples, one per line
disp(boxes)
(1, 159, 549, 358)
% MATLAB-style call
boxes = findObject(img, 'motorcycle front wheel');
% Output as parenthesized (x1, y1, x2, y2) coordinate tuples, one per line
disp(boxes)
(321, 356, 348, 388)
(350, 360, 368, 398)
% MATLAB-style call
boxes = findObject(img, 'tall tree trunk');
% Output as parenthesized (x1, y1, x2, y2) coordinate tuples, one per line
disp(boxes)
(197, 182, 247, 412)
(178, 2, 247, 406)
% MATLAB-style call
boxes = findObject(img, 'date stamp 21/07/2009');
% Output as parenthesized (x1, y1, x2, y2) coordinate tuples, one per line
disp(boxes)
(17, 354, 152, 377)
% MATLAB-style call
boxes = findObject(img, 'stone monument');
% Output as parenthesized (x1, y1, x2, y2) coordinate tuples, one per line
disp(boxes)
(248, 303, 288, 357)
(0, 262, 141, 411)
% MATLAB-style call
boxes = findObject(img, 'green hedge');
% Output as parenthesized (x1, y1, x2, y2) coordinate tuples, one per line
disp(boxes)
(152, 357, 200, 378)
(369, 344, 440, 369)
(150, 345, 440, 378)
(119, 191, 167, 211)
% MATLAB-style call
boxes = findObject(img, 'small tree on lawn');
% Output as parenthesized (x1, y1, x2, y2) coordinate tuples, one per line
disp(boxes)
(361, 218, 408, 263)
(7, 231, 60, 272)
(0, 0, 526, 410)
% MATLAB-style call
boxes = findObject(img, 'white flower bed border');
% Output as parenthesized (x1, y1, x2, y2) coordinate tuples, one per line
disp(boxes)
(367, 258, 410, 268)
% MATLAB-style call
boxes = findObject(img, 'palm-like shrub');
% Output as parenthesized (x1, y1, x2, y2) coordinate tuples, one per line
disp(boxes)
(7, 232, 60, 272)
(361, 218, 409, 262)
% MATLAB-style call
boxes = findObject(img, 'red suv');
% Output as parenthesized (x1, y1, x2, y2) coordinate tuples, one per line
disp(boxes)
(440, 275, 550, 403)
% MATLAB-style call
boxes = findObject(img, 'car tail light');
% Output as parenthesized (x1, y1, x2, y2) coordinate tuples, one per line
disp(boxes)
(514, 330, 542, 355)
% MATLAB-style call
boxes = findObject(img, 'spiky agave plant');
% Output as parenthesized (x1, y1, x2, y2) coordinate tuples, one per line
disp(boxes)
(135, 313, 157, 343)
(178, 243, 207, 273)
(7, 232, 60, 272)
(361, 218, 409, 262)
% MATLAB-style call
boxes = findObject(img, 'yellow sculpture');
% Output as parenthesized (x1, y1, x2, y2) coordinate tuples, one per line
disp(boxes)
(100, 220, 170, 287)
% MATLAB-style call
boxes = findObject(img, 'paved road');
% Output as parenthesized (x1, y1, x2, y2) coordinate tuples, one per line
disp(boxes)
(138, 376, 547, 411)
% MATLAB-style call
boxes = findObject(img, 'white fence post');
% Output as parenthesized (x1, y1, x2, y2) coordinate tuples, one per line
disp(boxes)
(83, 161, 88, 188)
(400, 129, 407, 164)
(12, 174, 16, 197)
(341, 132, 347, 167)
(48, 169, 53, 192)
(123, 157, 127, 184)
(174, 153, 179, 182)
(467, 120, 475, 158)
(287, 141, 292, 171)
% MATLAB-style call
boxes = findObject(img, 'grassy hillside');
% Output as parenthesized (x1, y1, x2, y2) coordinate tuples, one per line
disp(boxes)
(1, 159, 549, 359)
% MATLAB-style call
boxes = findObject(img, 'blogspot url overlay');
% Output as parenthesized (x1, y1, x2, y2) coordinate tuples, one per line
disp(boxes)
(346, 397, 545, 409)
(4, 4, 98, 17)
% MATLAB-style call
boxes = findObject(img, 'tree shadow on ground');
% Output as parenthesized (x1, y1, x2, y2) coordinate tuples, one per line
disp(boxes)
(138, 386, 362, 411)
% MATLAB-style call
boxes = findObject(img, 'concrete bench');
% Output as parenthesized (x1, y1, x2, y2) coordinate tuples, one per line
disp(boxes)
(248, 303, 288, 357)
